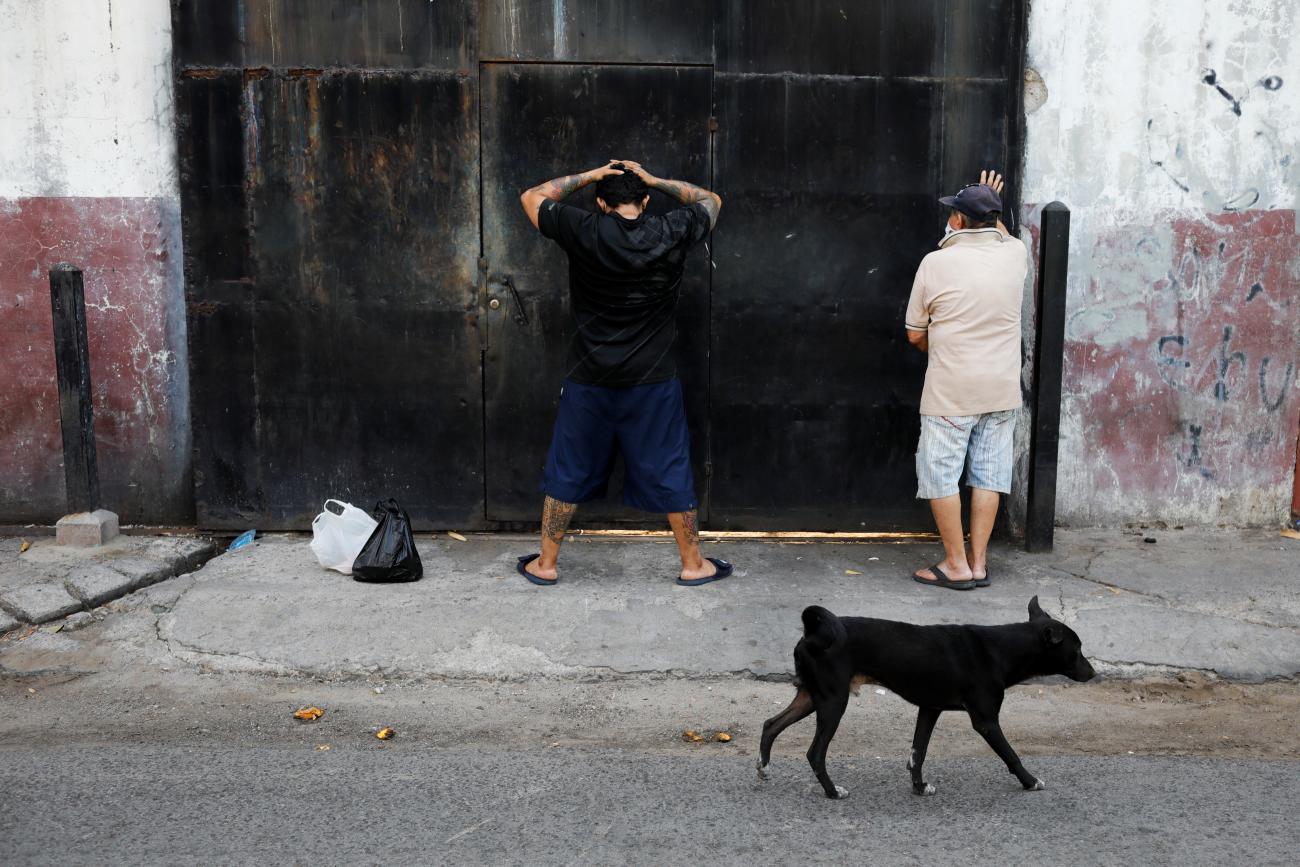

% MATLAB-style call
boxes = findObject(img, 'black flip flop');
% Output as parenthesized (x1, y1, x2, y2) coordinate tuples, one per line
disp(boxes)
(676, 557, 733, 586)
(516, 554, 557, 586)
(912, 562, 976, 591)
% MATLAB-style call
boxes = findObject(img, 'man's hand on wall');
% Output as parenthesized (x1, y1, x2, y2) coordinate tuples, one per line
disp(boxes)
(979, 169, 1004, 194)
(979, 169, 1009, 235)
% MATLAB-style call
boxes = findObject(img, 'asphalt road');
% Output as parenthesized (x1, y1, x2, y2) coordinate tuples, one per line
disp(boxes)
(2, 746, 1295, 866)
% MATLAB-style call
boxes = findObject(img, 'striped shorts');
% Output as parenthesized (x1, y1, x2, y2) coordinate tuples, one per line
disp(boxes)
(915, 409, 1017, 500)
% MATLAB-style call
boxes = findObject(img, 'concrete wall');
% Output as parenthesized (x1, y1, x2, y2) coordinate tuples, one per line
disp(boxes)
(0, 0, 191, 524)
(1022, 0, 1299, 526)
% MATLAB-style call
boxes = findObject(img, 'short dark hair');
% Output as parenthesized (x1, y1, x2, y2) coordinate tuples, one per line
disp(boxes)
(955, 208, 1000, 229)
(595, 165, 649, 207)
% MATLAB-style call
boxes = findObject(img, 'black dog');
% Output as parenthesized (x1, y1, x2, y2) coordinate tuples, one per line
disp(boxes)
(758, 596, 1095, 798)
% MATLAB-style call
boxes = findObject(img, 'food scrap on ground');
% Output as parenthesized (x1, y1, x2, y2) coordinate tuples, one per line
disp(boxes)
(293, 706, 325, 721)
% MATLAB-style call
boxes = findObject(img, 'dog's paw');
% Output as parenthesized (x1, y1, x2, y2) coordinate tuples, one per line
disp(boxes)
(756, 760, 769, 781)
(913, 782, 937, 796)
(832, 785, 850, 799)
(1026, 778, 1046, 791)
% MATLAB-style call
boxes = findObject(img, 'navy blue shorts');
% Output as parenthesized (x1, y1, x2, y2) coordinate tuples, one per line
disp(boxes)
(542, 378, 698, 514)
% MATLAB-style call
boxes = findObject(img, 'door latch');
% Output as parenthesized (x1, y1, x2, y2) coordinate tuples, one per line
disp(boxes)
(501, 275, 529, 326)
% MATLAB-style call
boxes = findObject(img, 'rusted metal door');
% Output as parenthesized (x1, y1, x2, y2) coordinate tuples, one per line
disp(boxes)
(707, 0, 1027, 530)
(479, 63, 714, 522)
(174, 1, 484, 530)
(174, 1, 1028, 532)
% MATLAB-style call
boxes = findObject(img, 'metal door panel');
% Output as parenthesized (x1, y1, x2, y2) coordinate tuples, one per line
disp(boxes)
(716, 0, 945, 76)
(480, 0, 713, 64)
(480, 63, 713, 523)
(172, 0, 475, 70)
(177, 73, 260, 521)
(716, 0, 1022, 78)
(184, 72, 483, 529)
(710, 72, 1006, 529)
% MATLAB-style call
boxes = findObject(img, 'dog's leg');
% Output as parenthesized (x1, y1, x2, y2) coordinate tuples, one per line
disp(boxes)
(908, 707, 941, 796)
(806, 693, 850, 799)
(758, 688, 814, 780)
(968, 712, 1044, 790)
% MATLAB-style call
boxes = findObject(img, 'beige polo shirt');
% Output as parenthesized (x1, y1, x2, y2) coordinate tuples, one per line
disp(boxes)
(905, 228, 1028, 416)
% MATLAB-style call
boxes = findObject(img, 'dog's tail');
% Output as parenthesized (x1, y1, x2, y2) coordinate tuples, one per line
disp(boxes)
(800, 605, 847, 654)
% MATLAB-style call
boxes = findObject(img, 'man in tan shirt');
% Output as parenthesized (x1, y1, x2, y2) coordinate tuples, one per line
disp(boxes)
(905, 171, 1028, 590)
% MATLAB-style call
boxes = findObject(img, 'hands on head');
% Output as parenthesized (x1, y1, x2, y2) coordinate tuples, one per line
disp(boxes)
(609, 159, 657, 186)
(589, 160, 625, 181)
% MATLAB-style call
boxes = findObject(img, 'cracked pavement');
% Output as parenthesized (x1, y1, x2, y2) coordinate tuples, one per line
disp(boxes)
(0, 535, 214, 633)
(8, 527, 1293, 683)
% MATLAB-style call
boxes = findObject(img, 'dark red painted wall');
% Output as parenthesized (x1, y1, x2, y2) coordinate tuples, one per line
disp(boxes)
(0, 197, 191, 524)
(1031, 207, 1300, 526)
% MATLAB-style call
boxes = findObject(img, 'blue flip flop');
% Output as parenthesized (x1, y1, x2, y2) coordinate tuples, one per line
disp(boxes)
(516, 554, 557, 586)
(676, 557, 733, 586)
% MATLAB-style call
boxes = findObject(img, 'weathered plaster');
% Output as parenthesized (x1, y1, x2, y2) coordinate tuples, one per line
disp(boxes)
(1023, 0, 1299, 526)
(0, 0, 190, 524)
(0, 0, 178, 199)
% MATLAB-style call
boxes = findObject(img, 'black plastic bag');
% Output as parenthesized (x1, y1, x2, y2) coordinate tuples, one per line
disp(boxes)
(351, 498, 423, 583)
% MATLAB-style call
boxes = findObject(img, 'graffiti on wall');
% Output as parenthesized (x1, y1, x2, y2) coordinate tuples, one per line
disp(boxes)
(1057, 209, 1298, 525)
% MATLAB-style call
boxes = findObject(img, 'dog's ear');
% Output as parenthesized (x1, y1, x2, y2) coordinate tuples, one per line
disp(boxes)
(1043, 621, 1066, 645)
(1028, 595, 1048, 621)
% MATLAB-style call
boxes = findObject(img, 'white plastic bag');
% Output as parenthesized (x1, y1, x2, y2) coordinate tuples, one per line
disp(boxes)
(309, 499, 378, 575)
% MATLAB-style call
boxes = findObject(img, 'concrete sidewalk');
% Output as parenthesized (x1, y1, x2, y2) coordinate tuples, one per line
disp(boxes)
(0, 535, 214, 634)
(137, 528, 1300, 682)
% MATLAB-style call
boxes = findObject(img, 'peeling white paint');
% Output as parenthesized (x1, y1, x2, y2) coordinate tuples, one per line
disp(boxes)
(0, 0, 178, 198)
(1023, 2, 1300, 528)
(1024, 0, 1298, 222)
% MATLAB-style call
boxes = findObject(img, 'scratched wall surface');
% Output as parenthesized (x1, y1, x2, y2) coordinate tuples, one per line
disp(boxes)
(1023, 0, 1300, 526)
(173, 0, 1028, 531)
(710, 0, 1027, 530)
(0, 0, 191, 524)
(175, 1, 483, 530)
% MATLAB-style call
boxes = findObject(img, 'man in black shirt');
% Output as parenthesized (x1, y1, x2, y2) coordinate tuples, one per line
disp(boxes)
(515, 160, 732, 587)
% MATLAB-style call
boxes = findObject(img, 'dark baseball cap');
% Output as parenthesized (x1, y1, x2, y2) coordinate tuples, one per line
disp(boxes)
(939, 183, 1002, 220)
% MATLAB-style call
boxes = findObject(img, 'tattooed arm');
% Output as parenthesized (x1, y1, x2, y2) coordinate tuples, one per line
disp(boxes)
(619, 160, 722, 229)
(519, 161, 625, 231)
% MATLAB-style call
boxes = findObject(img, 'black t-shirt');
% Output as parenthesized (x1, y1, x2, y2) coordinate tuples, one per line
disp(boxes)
(538, 198, 711, 387)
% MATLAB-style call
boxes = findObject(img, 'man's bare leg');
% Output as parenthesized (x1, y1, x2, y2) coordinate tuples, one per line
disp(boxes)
(668, 510, 716, 582)
(967, 488, 1000, 581)
(914, 493, 973, 582)
(526, 496, 578, 582)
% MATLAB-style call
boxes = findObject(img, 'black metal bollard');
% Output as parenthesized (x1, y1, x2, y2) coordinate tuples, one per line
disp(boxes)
(1025, 203, 1070, 552)
(48, 264, 101, 513)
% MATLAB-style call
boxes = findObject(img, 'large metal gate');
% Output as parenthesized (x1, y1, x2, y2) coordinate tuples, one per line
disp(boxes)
(173, 1, 1027, 531)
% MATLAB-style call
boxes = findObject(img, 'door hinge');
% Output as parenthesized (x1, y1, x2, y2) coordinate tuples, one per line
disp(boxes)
(704, 461, 713, 477)
(478, 257, 489, 273)
(707, 117, 719, 132)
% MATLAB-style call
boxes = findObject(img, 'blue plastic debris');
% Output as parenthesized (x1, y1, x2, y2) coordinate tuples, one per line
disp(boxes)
(228, 530, 256, 552)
